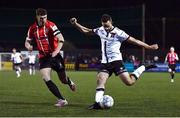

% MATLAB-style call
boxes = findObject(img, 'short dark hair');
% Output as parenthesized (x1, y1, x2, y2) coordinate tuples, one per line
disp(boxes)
(36, 8, 47, 16)
(101, 14, 112, 22)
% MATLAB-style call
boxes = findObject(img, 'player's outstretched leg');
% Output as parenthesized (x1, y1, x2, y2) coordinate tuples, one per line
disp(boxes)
(144, 64, 157, 70)
(131, 64, 157, 80)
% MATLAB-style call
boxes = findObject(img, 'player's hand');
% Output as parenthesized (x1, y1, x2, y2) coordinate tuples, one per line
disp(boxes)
(28, 45, 33, 51)
(149, 44, 158, 50)
(70, 17, 77, 25)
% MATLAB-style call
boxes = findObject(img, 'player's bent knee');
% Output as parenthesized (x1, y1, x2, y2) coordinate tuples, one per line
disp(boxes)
(43, 77, 51, 82)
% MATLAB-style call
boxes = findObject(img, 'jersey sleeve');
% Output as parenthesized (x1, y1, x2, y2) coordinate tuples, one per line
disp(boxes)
(117, 30, 130, 42)
(27, 26, 34, 40)
(93, 27, 100, 36)
(49, 22, 61, 36)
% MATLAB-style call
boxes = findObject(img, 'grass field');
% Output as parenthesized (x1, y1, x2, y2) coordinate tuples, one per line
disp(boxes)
(0, 70, 180, 117)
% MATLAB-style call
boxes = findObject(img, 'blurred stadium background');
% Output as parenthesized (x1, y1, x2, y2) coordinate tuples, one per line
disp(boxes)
(1, 0, 180, 117)
(0, 3, 180, 71)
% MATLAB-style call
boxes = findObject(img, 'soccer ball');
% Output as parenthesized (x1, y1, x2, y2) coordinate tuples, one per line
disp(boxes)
(99, 95, 114, 109)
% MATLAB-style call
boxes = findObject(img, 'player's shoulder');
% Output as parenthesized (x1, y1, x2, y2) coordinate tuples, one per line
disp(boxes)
(46, 20, 59, 30)
(175, 52, 178, 55)
(93, 26, 103, 34)
(46, 20, 56, 27)
(94, 26, 103, 31)
(114, 27, 125, 33)
(17, 52, 21, 55)
(167, 52, 171, 54)
(28, 22, 37, 31)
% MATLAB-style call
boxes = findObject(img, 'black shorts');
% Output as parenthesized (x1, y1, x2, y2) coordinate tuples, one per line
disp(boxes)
(14, 63, 22, 66)
(39, 53, 65, 72)
(168, 64, 176, 71)
(29, 63, 35, 66)
(98, 60, 127, 77)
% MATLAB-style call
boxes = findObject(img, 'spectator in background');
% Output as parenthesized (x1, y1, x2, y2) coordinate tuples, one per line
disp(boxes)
(153, 56, 159, 64)
(131, 55, 140, 69)
(165, 46, 179, 83)
(145, 55, 153, 65)
(11, 48, 23, 78)
(75, 53, 81, 71)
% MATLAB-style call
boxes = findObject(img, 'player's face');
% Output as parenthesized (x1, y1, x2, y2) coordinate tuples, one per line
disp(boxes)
(12, 49, 16, 53)
(102, 20, 113, 32)
(170, 47, 175, 52)
(36, 15, 47, 26)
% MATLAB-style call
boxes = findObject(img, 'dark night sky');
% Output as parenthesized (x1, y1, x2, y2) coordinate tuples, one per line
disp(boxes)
(0, 0, 180, 51)
(1, 0, 180, 18)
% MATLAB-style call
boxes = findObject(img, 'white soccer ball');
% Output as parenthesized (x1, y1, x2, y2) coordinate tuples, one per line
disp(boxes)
(99, 95, 114, 109)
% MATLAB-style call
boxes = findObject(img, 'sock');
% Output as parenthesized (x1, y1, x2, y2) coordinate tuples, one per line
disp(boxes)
(18, 67, 21, 73)
(33, 67, 35, 75)
(67, 77, 72, 85)
(16, 71, 20, 77)
(29, 68, 32, 75)
(172, 74, 174, 79)
(45, 80, 64, 100)
(132, 65, 145, 79)
(95, 88, 105, 103)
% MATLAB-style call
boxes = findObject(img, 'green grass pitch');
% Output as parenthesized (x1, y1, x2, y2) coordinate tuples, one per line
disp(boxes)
(0, 70, 180, 117)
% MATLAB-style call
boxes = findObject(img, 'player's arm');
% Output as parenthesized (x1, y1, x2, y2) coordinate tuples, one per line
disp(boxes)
(164, 54, 168, 63)
(25, 37, 33, 51)
(176, 54, 179, 61)
(20, 54, 24, 62)
(10, 54, 14, 61)
(70, 17, 95, 35)
(52, 33, 64, 57)
(127, 36, 158, 50)
(25, 27, 33, 51)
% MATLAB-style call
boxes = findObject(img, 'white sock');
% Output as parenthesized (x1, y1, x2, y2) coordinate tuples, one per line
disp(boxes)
(132, 65, 145, 78)
(95, 88, 104, 103)
(16, 71, 20, 77)
(33, 67, 35, 75)
(29, 68, 32, 75)
(33, 69, 35, 75)
(18, 67, 21, 73)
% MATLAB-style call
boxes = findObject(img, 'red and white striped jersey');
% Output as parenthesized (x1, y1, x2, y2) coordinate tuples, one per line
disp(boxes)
(27, 20, 61, 58)
(165, 52, 179, 64)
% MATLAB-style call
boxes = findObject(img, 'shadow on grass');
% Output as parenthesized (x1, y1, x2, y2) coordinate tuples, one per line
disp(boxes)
(0, 101, 87, 108)
(0, 101, 52, 106)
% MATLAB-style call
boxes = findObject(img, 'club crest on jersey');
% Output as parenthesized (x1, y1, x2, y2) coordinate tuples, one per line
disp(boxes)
(45, 29, 49, 33)
(110, 33, 116, 38)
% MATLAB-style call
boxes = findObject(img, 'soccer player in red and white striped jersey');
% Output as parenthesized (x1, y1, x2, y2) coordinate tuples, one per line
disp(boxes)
(165, 46, 179, 82)
(25, 8, 76, 107)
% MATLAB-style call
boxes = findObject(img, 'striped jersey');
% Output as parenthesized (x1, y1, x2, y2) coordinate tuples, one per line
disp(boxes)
(26, 20, 61, 58)
(165, 52, 179, 65)
(93, 26, 129, 63)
